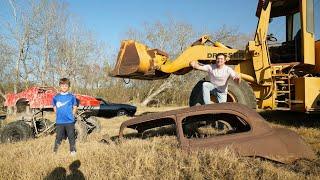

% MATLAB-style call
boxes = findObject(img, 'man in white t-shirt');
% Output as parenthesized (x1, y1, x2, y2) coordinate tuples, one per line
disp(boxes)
(190, 53, 241, 104)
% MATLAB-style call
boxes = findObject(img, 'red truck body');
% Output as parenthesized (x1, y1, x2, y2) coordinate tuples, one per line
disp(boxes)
(4, 87, 100, 109)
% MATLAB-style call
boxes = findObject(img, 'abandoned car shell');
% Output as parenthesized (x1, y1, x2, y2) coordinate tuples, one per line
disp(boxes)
(119, 103, 316, 164)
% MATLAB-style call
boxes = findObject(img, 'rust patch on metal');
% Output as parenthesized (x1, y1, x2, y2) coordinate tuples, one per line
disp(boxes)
(119, 103, 316, 164)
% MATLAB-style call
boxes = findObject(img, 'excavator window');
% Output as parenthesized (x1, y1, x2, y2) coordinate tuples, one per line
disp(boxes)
(268, 10, 302, 63)
(307, 0, 314, 34)
(291, 13, 301, 41)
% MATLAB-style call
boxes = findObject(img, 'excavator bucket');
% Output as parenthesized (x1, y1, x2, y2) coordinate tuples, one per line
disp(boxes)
(110, 40, 171, 80)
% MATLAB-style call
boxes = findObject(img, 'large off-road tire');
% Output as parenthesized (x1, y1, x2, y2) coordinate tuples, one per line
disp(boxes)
(0, 120, 34, 143)
(189, 80, 206, 106)
(16, 113, 33, 121)
(189, 79, 257, 109)
(75, 120, 87, 142)
(35, 118, 55, 134)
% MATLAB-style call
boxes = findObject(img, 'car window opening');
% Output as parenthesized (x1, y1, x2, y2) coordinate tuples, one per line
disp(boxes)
(182, 113, 251, 139)
(126, 117, 176, 138)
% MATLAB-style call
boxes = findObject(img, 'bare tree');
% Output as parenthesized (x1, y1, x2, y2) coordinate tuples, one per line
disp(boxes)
(0, 0, 109, 107)
(0, 36, 15, 101)
(124, 18, 195, 106)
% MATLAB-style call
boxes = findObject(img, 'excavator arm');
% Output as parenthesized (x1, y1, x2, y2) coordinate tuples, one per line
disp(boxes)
(111, 35, 254, 81)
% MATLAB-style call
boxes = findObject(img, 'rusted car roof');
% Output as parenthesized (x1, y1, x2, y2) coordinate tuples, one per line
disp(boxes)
(119, 103, 316, 164)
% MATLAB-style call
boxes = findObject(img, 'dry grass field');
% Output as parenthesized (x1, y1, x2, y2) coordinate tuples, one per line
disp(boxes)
(0, 105, 319, 180)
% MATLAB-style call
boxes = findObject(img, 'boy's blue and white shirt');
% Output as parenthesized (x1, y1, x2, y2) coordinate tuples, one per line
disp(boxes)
(52, 92, 77, 124)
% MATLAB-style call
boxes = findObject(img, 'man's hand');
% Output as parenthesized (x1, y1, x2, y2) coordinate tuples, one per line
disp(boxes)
(190, 61, 198, 68)
(234, 76, 241, 84)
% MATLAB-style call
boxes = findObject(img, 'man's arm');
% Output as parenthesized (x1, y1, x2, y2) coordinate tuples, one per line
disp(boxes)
(190, 61, 210, 72)
(229, 67, 241, 84)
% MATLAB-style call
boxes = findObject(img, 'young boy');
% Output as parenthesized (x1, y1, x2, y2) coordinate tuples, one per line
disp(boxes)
(52, 78, 78, 155)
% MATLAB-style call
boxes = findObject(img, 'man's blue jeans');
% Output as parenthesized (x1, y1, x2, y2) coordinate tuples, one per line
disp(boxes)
(202, 82, 227, 104)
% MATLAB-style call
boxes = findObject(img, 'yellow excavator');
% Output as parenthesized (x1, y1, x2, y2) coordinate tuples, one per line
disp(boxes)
(111, 0, 320, 112)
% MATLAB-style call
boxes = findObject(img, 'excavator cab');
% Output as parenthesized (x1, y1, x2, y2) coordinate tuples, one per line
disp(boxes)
(252, 0, 320, 111)
(258, 0, 319, 65)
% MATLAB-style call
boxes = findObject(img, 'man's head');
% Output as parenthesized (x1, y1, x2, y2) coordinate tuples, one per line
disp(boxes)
(59, 78, 70, 93)
(216, 53, 227, 67)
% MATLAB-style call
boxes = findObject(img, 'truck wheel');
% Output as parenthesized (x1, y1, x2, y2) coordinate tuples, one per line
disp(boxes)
(117, 110, 127, 116)
(0, 120, 33, 143)
(86, 116, 101, 133)
(36, 118, 54, 134)
(189, 80, 257, 109)
(75, 120, 87, 142)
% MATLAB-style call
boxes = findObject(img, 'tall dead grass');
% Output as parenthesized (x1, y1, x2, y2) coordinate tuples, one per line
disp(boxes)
(0, 106, 319, 179)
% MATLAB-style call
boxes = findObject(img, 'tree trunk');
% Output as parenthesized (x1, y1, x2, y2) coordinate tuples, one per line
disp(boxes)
(141, 80, 172, 106)
(0, 87, 6, 102)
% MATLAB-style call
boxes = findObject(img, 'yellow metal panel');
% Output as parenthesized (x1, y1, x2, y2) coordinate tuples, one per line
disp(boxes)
(294, 77, 320, 112)
(301, 0, 315, 65)
(135, 42, 152, 73)
(304, 77, 320, 111)
(250, 1, 273, 85)
(251, 84, 276, 109)
(159, 45, 238, 73)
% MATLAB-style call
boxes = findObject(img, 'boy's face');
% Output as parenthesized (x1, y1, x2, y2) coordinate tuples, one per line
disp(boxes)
(59, 83, 69, 93)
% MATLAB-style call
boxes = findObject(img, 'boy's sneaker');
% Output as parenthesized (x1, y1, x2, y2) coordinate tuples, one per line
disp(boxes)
(70, 151, 77, 156)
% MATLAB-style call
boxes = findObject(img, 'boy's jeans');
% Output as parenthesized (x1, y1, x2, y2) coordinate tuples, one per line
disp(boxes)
(54, 123, 76, 152)
(202, 82, 227, 104)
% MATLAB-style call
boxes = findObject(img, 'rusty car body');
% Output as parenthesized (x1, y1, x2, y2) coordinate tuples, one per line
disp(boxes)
(119, 103, 316, 164)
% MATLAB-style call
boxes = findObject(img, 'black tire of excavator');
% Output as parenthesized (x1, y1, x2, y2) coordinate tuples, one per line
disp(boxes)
(0, 120, 34, 143)
(189, 79, 257, 109)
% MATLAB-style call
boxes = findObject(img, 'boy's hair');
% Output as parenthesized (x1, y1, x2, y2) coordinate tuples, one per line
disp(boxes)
(216, 53, 227, 59)
(59, 78, 71, 86)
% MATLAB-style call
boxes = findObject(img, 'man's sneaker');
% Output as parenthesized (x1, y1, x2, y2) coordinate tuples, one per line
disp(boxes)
(70, 151, 76, 156)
